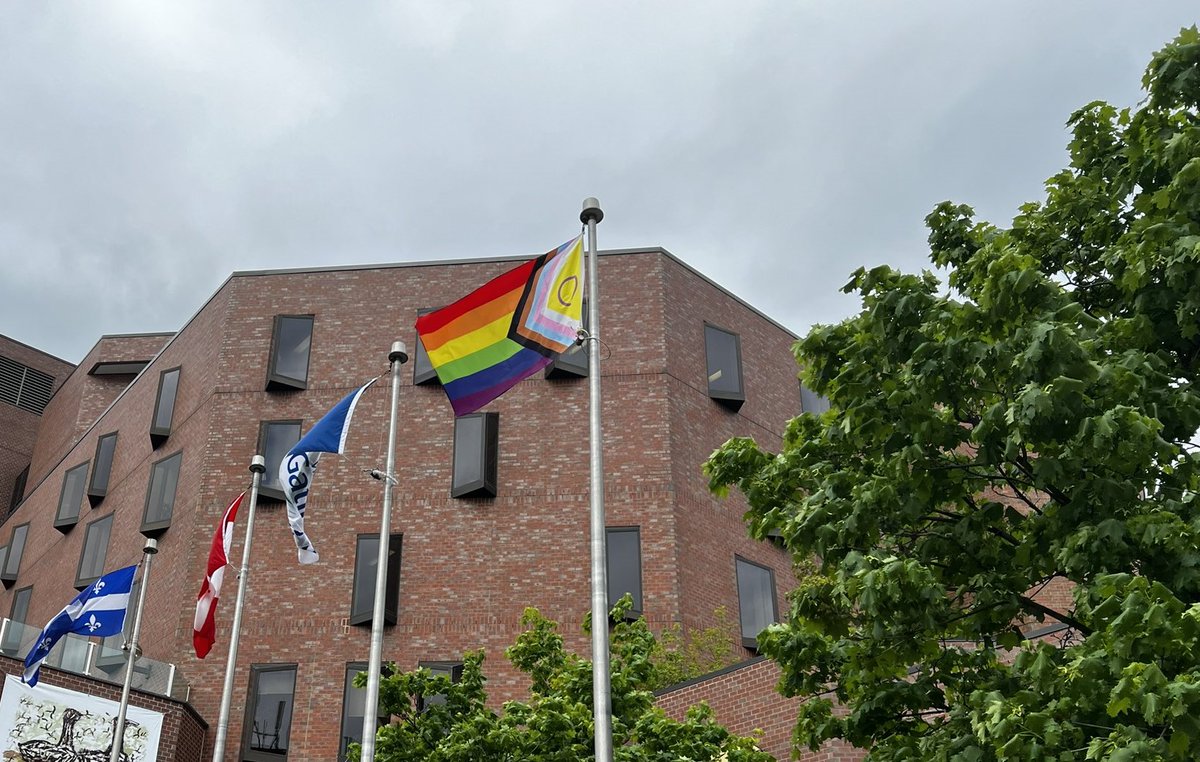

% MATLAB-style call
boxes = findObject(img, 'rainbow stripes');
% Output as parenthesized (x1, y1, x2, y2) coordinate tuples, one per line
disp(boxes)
(416, 236, 584, 416)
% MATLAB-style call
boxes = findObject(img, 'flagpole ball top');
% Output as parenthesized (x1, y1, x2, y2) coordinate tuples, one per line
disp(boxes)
(390, 341, 409, 364)
(250, 454, 267, 474)
(143, 538, 159, 555)
(581, 197, 603, 225)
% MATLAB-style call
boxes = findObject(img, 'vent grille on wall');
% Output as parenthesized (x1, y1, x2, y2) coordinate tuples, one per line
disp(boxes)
(0, 355, 55, 414)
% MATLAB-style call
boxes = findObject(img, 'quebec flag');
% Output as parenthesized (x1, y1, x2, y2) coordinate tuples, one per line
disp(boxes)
(23, 564, 137, 687)
(280, 379, 377, 565)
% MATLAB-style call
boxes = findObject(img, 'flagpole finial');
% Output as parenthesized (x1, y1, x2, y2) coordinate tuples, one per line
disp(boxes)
(581, 197, 603, 225)
(249, 454, 266, 474)
(389, 341, 409, 364)
(143, 538, 159, 555)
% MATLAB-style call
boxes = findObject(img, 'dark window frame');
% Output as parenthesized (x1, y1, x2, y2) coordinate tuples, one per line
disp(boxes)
(7, 465, 28, 515)
(451, 412, 499, 499)
(149, 366, 181, 447)
(1, 523, 29, 586)
(605, 526, 643, 618)
(96, 579, 141, 671)
(413, 308, 442, 386)
(2, 585, 32, 655)
(257, 420, 303, 501)
(339, 661, 392, 761)
(703, 322, 745, 410)
(88, 432, 119, 504)
(734, 555, 778, 650)
(417, 660, 464, 711)
(800, 382, 831, 415)
(349, 533, 402, 627)
(242, 663, 299, 762)
(266, 314, 315, 392)
(75, 513, 114, 590)
(54, 461, 89, 532)
(140, 450, 183, 536)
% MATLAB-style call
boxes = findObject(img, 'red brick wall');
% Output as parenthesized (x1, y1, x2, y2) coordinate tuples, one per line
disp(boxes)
(1, 251, 809, 761)
(0, 654, 207, 762)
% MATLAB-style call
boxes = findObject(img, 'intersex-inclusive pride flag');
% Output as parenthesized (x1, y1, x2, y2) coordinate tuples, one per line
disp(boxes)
(280, 380, 377, 564)
(416, 235, 585, 416)
(23, 565, 136, 687)
(193, 491, 244, 658)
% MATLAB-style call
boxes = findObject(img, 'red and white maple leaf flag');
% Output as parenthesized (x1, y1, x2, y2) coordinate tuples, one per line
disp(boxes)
(194, 492, 244, 659)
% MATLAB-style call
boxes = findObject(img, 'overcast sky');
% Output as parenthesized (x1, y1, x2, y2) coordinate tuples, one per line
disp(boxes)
(1, 2, 1194, 363)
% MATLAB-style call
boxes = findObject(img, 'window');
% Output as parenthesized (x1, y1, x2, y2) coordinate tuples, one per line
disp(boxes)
(800, 383, 831, 415)
(88, 432, 119, 503)
(141, 451, 182, 535)
(339, 662, 392, 761)
(267, 315, 314, 391)
(413, 308, 441, 386)
(606, 527, 643, 617)
(258, 421, 302, 500)
(243, 664, 297, 761)
(76, 514, 113, 590)
(8, 465, 28, 515)
(0, 354, 55, 414)
(96, 579, 139, 670)
(1, 523, 29, 586)
(704, 323, 744, 410)
(56, 462, 90, 531)
(349, 534, 402, 627)
(2, 585, 32, 654)
(451, 412, 499, 498)
(417, 661, 464, 711)
(735, 557, 778, 649)
(150, 367, 181, 447)
(545, 299, 588, 379)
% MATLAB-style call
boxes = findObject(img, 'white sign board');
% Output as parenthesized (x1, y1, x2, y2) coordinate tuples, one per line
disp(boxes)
(0, 674, 163, 761)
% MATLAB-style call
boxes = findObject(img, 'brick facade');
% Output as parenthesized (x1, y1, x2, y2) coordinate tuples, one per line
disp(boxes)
(0, 249, 808, 761)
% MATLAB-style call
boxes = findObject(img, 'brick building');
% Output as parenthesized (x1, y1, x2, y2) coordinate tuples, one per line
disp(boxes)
(0, 248, 824, 761)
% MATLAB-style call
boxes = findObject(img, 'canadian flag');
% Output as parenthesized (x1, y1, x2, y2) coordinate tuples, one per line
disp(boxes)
(194, 492, 244, 658)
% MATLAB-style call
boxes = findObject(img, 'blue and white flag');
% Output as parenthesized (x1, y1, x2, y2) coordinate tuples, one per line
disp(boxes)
(23, 565, 137, 687)
(280, 380, 377, 565)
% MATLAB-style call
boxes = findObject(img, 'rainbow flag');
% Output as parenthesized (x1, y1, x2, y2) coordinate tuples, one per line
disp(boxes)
(416, 235, 585, 416)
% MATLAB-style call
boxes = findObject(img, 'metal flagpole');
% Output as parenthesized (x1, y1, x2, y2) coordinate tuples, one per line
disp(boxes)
(211, 455, 267, 762)
(361, 341, 408, 762)
(110, 537, 159, 762)
(581, 197, 613, 762)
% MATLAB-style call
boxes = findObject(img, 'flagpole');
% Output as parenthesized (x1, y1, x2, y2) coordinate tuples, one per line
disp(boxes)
(211, 455, 266, 762)
(110, 538, 158, 762)
(361, 341, 408, 762)
(581, 197, 613, 762)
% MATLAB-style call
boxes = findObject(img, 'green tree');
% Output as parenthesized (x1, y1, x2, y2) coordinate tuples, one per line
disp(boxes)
(648, 606, 740, 691)
(705, 28, 1200, 761)
(351, 599, 773, 762)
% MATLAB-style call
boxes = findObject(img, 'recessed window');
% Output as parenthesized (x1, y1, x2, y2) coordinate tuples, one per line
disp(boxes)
(704, 323, 745, 410)
(349, 534, 402, 627)
(258, 421, 302, 501)
(55, 462, 89, 531)
(243, 664, 297, 761)
(7, 465, 28, 516)
(452, 412, 499, 499)
(88, 432, 119, 504)
(141, 451, 182, 536)
(417, 661, 464, 711)
(267, 315, 314, 391)
(339, 662, 392, 760)
(413, 308, 441, 386)
(545, 299, 588, 379)
(735, 556, 778, 650)
(800, 382, 831, 415)
(1, 523, 29, 586)
(150, 367, 181, 447)
(2, 585, 32, 654)
(76, 514, 113, 590)
(606, 527, 643, 617)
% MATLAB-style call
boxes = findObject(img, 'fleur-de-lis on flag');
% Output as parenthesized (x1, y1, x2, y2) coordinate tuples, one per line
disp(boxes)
(92, 579, 106, 595)
(84, 614, 102, 633)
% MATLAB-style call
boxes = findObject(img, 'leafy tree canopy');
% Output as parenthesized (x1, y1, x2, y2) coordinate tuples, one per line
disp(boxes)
(352, 599, 773, 762)
(706, 27, 1200, 761)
